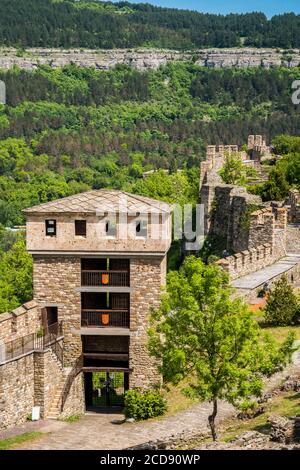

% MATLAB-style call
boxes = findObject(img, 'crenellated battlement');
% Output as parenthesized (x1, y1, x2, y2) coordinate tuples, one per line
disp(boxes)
(216, 243, 274, 280)
(199, 135, 295, 282)
(0, 300, 41, 344)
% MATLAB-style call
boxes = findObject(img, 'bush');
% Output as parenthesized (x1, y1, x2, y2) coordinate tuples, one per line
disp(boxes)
(124, 389, 167, 421)
(264, 275, 299, 326)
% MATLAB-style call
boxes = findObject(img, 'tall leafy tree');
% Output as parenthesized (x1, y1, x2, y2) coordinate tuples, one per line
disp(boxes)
(149, 257, 295, 440)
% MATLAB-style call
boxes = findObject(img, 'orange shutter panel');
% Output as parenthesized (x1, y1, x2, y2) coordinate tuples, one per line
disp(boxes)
(101, 273, 109, 285)
(101, 313, 110, 326)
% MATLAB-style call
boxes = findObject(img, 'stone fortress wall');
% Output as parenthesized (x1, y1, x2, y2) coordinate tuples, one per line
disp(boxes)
(0, 301, 82, 429)
(0, 300, 41, 345)
(200, 135, 300, 281)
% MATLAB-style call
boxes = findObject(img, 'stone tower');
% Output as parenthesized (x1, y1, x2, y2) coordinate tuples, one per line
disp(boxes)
(24, 190, 172, 413)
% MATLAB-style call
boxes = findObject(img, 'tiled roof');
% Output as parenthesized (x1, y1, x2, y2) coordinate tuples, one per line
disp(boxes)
(23, 190, 171, 215)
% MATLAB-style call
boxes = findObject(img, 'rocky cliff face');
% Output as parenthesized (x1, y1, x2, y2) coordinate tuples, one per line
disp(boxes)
(0, 47, 300, 70)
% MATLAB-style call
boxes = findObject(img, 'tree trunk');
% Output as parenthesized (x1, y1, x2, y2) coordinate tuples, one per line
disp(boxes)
(208, 398, 218, 441)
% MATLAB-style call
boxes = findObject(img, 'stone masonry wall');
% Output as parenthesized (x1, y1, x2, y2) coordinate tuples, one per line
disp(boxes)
(60, 372, 85, 419)
(0, 344, 70, 429)
(129, 257, 165, 389)
(286, 225, 300, 253)
(216, 207, 288, 280)
(0, 301, 41, 345)
(33, 256, 81, 366)
(208, 185, 262, 252)
(0, 354, 35, 429)
(217, 243, 275, 280)
(34, 346, 64, 418)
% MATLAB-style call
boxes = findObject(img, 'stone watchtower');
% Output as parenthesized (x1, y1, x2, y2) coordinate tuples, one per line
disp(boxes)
(24, 190, 172, 413)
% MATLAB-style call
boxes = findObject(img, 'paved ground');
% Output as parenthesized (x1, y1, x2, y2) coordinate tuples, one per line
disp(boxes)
(15, 401, 235, 450)
(12, 344, 300, 450)
(232, 254, 300, 290)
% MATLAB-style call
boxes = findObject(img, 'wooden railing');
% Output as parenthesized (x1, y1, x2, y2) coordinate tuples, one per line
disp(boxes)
(1, 322, 64, 364)
(81, 310, 129, 328)
(81, 270, 129, 287)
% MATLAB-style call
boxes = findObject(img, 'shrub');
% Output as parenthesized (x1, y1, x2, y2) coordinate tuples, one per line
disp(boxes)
(264, 275, 299, 326)
(124, 389, 167, 421)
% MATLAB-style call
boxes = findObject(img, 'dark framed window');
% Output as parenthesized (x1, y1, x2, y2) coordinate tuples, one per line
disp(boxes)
(45, 219, 56, 237)
(105, 220, 117, 237)
(45, 306, 58, 326)
(75, 220, 86, 237)
(136, 219, 147, 238)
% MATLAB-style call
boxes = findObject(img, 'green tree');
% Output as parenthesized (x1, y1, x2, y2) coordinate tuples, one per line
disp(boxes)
(258, 167, 290, 201)
(129, 169, 199, 206)
(0, 239, 33, 313)
(219, 152, 246, 185)
(149, 257, 295, 440)
(264, 275, 299, 326)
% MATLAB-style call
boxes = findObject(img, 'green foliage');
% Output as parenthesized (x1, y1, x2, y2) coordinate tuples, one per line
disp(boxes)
(255, 166, 290, 201)
(0, 64, 299, 225)
(0, 238, 33, 313)
(264, 276, 299, 326)
(240, 204, 262, 230)
(128, 168, 199, 207)
(124, 389, 167, 421)
(149, 256, 296, 439)
(219, 152, 247, 185)
(0, 1, 299, 49)
(254, 135, 300, 200)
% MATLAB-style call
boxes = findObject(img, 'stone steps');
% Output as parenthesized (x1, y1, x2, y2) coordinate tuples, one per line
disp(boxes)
(45, 380, 65, 420)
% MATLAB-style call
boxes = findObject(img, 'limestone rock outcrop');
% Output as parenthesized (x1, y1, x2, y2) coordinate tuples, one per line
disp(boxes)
(0, 48, 300, 70)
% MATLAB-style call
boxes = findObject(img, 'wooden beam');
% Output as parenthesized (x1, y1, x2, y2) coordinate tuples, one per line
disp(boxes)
(83, 353, 128, 360)
(82, 367, 132, 373)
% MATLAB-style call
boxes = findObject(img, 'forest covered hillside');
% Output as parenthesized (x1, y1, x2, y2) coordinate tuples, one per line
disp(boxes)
(0, 0, 300, 49)
(0, 63, 300, 228)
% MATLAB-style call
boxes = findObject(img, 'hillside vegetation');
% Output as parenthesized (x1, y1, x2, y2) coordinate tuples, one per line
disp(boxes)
(0, 0, 300, 49)
(0, 63, 299, 226)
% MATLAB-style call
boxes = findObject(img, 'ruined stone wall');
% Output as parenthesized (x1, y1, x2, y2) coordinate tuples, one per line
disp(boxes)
(0, 354, 35, 429)
(207, 184, 263, 252)
(33, 256, 81, 366)
(199, 137, 291, 281)
(0, 301, 41, 344)
(129, 257, 165, 389)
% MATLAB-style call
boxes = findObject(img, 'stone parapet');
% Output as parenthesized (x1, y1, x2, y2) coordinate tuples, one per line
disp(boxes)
(216, 243, 277, 280)
(0, 300, 41, 344)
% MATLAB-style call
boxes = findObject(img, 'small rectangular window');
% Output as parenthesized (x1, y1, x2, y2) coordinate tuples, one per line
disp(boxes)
(45, 219, 56, 237)
(45, 306, 58, 326)
(105, 220, 117, 237)
(136, 219, 147, 238)
(75, 220, 86, 237)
